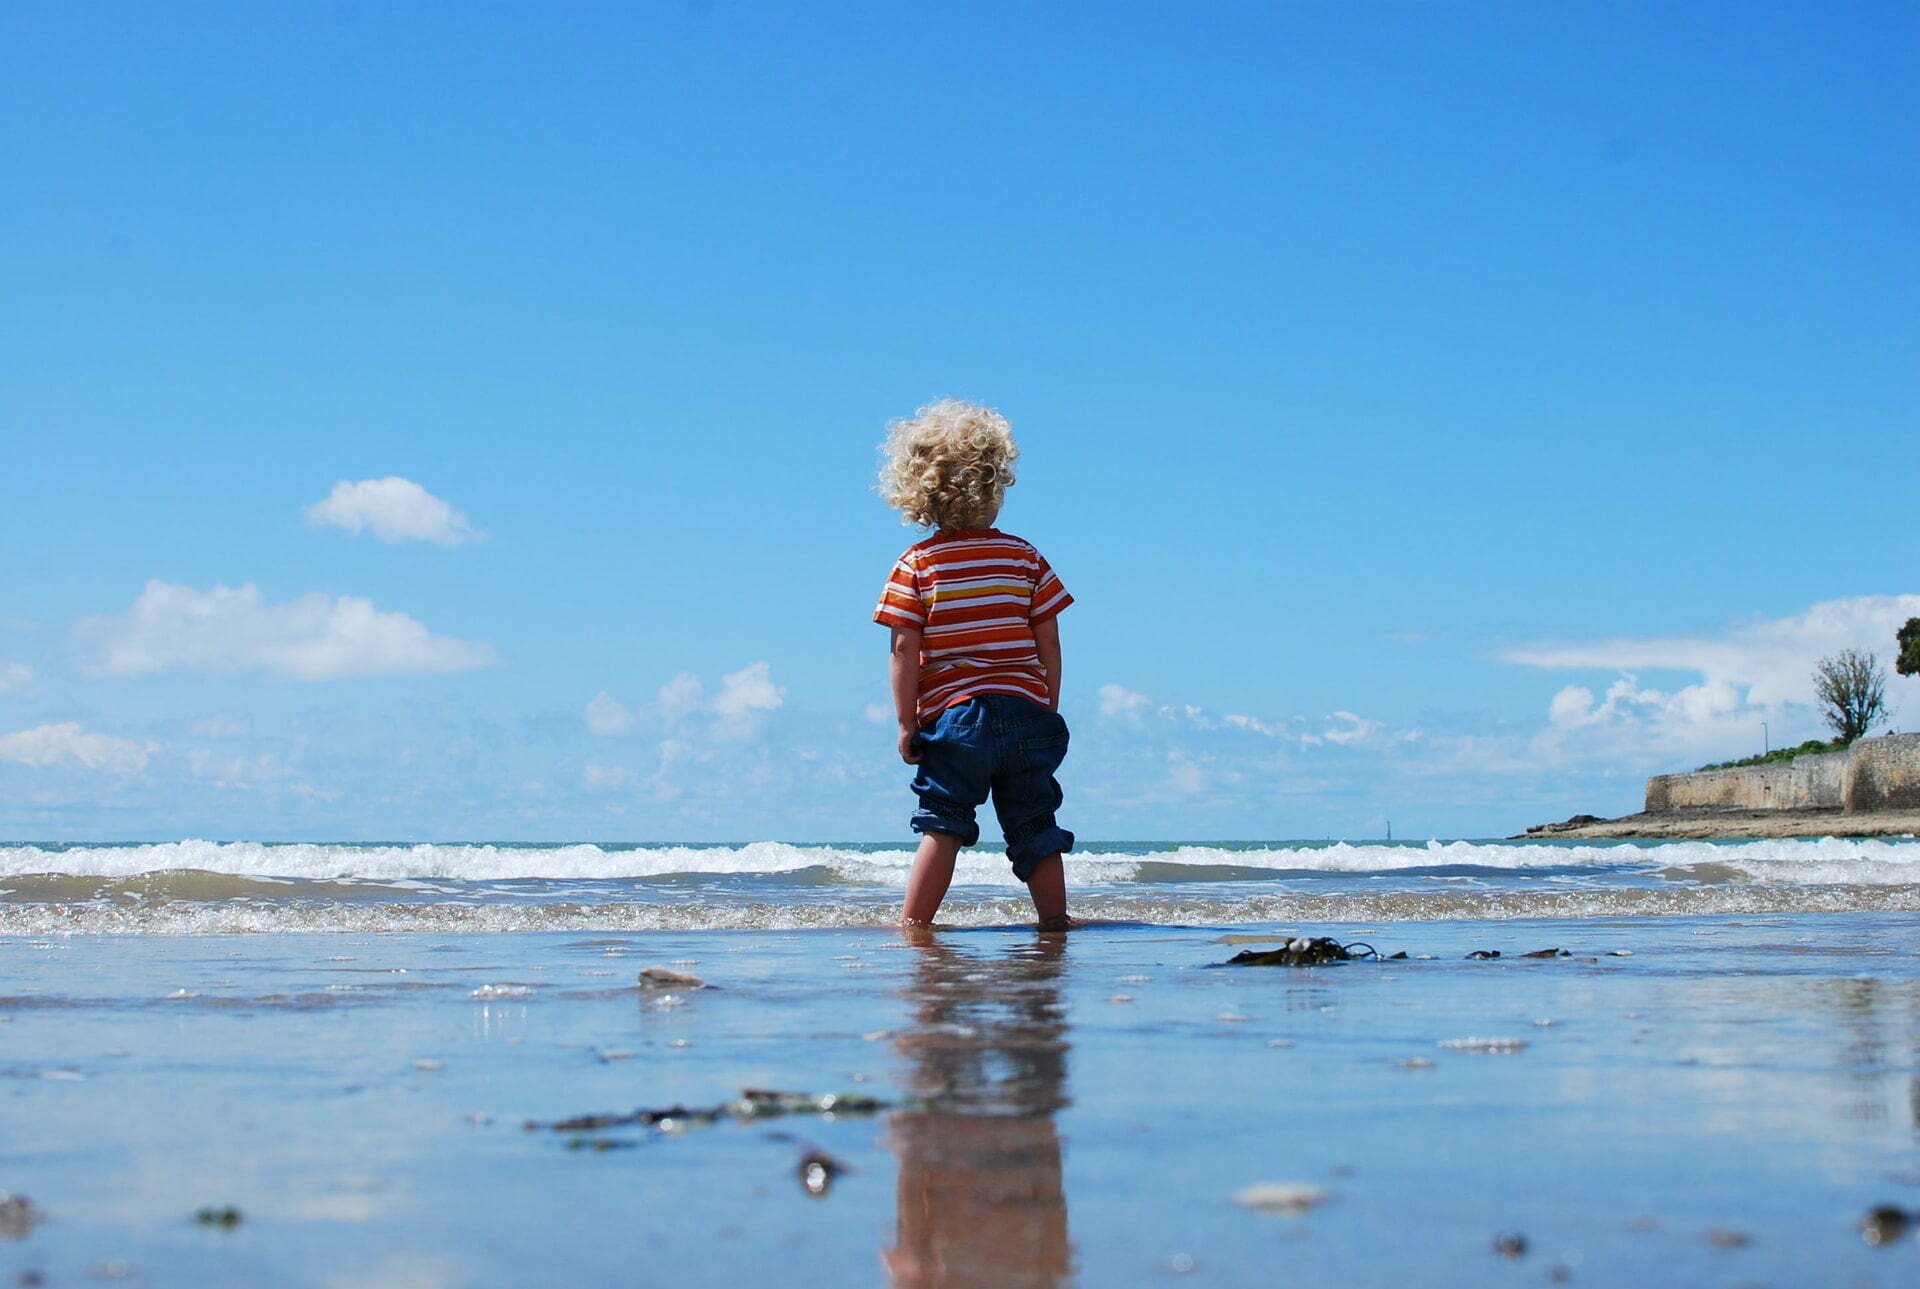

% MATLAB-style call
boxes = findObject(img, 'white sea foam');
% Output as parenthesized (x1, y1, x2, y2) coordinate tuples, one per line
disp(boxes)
(3, 837, 1918, 886)
(2, 882, 1918, 935)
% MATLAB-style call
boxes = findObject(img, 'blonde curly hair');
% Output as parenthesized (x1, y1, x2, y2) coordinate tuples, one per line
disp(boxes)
(877, 399, 1019, 530)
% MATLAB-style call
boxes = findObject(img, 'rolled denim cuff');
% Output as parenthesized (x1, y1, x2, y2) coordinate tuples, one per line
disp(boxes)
(1006, 826, 1074, 882)
(911, 811, 980, 847)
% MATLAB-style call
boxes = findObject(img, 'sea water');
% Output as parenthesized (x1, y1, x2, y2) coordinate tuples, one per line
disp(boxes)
(4, 836, 1919, 933)
(4, 840, 1920, 1285)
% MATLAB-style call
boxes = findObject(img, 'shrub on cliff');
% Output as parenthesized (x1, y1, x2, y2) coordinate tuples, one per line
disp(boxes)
(1813, 649, 1887, 744)
(1897, 618, 1920, 678)
(1698, 738, 1846, 772)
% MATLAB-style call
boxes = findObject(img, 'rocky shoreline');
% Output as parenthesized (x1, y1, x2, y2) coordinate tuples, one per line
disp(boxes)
(1517, 806, 1920, 840)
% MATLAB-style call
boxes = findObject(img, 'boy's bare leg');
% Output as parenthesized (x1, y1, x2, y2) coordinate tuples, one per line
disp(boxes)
(1024, 852, 1069, 928)
(901, 832, 963, 926)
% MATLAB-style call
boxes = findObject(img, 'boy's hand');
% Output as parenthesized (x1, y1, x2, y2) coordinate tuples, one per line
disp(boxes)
(898, 726, 921, 764)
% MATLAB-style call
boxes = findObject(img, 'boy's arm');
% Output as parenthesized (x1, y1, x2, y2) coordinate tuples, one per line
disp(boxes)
(889, 626, 924, 763)
(1033, 615, 1062, 712)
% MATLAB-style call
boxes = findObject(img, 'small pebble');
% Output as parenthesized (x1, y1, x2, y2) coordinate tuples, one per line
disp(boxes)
(1860, 1205, 1911, 1247)
(798, 1149, 846, 1197)
(1492, 1231, 1528, 1259)
(193, 1205, 242, 1229)
(640, 967, 704, 989)
(1233, 1182, 1326, 1213)
(1438, 1036, 1528, 1054)
(0, 1193, 43, 1239)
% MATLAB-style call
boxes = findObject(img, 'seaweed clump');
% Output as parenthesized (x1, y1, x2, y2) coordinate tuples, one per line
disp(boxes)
(1220, 937, 1377, 967)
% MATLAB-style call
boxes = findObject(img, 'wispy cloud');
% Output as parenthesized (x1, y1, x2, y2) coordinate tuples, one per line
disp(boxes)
(711, 661, 784, 735)
(1501, 593, 1920, 759)
(1098, 683, 1151, 719)
(0, 722, 154, 773)
(581, 663, 785, 741)
(0, 661, 33, 695)
(657, 673, 704, 721)
(82, 581, 497, 681)
(304, 477, 477, 545)
(1501, 594, 1920, 709)
(583, 691, 634, 736)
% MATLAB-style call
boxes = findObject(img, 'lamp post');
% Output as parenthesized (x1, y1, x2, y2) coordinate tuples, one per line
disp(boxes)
(1762, 721, 1769, 755)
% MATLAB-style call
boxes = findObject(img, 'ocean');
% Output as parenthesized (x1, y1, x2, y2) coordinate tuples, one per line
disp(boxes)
(5, 835, 1919, 932)
(4, 836, 1919, 1285)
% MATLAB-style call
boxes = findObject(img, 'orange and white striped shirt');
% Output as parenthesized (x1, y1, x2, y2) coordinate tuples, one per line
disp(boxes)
(874, 529, 1073, 724)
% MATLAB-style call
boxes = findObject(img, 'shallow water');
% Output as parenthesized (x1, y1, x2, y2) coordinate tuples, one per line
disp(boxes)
(4, 837, 1919, 932)
(2, 913, 1918, 1286)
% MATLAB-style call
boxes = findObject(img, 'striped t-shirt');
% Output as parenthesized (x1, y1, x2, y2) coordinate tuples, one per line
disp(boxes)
(873, 529, 1073, 723)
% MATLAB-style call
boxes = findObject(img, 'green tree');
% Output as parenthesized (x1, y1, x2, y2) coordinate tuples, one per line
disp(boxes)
(1812, 649, 1887, 743)
(1897, 617, 1920, 678)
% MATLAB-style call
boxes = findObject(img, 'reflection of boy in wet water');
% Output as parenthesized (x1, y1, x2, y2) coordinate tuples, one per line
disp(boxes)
(883, 936, 1071, 1288)
(874, 401, 1075, 930)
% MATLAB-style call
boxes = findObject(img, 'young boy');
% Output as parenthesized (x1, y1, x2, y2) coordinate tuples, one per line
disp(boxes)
(873, 399, 1075, 930)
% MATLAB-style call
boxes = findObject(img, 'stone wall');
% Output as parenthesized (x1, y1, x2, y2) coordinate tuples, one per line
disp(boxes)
(1842, 733, 1920, 811)
(1645, 734, 1920, 814)
(1646, 751, 1848, 812)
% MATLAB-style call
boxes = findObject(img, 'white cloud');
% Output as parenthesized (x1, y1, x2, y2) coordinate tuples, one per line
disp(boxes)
(1098, 683, 1152, 719)
(583, 764, 629, 791)
(0, 722, 153, 773)
(711, 661, 783, 733)
(191, 714, 251, 739)
(1503, 594, 1920, 710)
(186, 747, 294, 786)
(1505, 594, 1920, 760)
(0, 661, 33, 695)
(658, 673, 704, 721)
(864, 702, 892, 725)
(1321, 711, 1383, 746)
(1167, 751, 1206, 794)
(1224, 713, 1277, 736)
(83, 581, 496, 682)
(304, 477, 477, 545)
(584, 691, 634, 736)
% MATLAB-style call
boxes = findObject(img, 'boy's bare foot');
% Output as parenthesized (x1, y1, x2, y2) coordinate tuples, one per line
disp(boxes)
(1036, 914, 1073, 932)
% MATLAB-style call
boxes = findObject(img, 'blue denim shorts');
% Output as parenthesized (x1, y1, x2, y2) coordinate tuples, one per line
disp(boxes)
(909, 692, 1075, 882)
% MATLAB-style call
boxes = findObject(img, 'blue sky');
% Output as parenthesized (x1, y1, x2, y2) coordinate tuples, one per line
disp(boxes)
(3, 1, 1915, 842)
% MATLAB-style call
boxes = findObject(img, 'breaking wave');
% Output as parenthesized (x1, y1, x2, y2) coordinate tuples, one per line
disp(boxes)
(1, 884, 1917, 935)
(5, 836, 1919, 885)
(2, 837, 1916, 934)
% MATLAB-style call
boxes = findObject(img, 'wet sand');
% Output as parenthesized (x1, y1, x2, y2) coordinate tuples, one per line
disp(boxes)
(3, 916, 1918, 1286)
